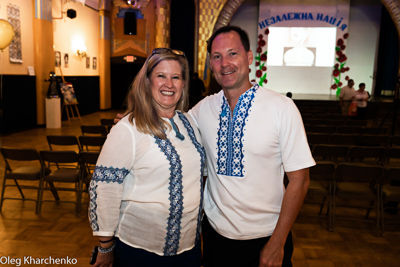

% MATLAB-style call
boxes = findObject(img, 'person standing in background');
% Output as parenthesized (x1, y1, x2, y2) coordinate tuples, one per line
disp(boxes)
(354, 82, 369, 120)
(339, 79, 355, 115)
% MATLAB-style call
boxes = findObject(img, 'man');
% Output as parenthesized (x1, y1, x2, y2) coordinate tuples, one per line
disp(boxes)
(339, 79, 355, 115)
(188, 26, 315, 267)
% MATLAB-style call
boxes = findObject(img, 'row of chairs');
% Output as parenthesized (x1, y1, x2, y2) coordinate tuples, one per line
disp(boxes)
(81, 125, 109, 136)
(305, 162, 400, 236)
(306, 125, 389, 135)
(100, 118, 115, 127)
(304, 118, 368, 127)
(47, 135, 106, 152)
(307, 133, 399, 147)
(311, 145, 400, 166)
(312, 145, 400, 167)
(0, 148, 99, 216)
(297, 105, 341, 115)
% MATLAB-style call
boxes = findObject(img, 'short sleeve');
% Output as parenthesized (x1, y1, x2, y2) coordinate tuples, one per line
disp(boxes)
(279, 99, 315, 172)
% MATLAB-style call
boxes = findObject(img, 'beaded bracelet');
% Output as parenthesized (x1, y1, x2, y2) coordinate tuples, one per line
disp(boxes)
(98, 241, 116, 254)
(99, 237, 115, 244)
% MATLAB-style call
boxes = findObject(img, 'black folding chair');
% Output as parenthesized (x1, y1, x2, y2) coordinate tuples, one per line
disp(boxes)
(380, 167, 400, 235)
(307, 133, 330, 146)
(347, 146, 386, 165)
(39, 150, 83, 216)
(334, 163, 383, 236)
(358, 134, 389, 147)
(47, 135, 81, 151)
(79, 151, 100, 206)
(81, 125, 108, 136)
(305, 162, 336, 231)
(79, 136, 106, 152)
(1, 148, 46, 213)
(312, 144, 348, 163)
(329, 133, 359, 146)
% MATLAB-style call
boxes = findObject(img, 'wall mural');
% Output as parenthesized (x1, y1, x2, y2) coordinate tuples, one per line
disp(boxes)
(7, 4, 22, 63)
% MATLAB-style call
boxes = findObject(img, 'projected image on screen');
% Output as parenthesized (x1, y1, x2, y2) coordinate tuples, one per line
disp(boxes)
(267, 27, 337, 67)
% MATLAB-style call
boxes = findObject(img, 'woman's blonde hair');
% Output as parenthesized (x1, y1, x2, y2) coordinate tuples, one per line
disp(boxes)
(125, 50, 189, 139)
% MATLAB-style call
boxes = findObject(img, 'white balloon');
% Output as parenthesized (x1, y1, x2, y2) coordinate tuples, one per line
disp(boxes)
(0, 19, 15, 51)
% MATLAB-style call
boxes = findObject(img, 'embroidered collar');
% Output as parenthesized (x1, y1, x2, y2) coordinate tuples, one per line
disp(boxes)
(216, 84, 258, 177)
(221, 84, 259, 117)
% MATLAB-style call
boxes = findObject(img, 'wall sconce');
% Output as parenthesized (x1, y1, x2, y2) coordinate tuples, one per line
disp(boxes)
(77, 49, 87, 58)
(72, 37, 87, 58)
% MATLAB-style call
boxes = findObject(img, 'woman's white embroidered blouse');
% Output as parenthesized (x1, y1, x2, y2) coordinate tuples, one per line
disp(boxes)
(89, 111, 205, 256)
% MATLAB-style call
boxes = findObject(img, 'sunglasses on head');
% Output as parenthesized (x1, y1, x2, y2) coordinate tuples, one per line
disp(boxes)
(149, 48, 186, 59)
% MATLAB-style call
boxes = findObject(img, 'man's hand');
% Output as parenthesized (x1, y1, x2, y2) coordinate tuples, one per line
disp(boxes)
(259, 239, 284, 267)
(114, 113, 124, 125)
(259, 168, 310, 267)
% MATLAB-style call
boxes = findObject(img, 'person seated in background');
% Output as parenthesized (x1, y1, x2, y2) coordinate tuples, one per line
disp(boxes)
(354, 82, 369, 120)
(339, 79, 355, 116)
(90, 48, 204, 267)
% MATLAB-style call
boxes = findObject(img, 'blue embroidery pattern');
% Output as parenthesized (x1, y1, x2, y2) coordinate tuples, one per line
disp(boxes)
(178, 113, 206, 243)
(155, 136, 184, 256)
(92, 166, 129, 184)
(89, 181, 99, 231)
(216, 85, 258, 177)
(89, 166, 129, 232)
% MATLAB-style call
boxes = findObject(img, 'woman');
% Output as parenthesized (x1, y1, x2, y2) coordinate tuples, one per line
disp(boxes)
(354, 82, 369, 120)
(89, 48, 205, 267)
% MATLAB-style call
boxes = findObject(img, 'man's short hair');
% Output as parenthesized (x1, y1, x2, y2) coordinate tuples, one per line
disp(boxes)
(207, 25, 250, 54)
(359, 83, 365, 87)
(348, 79, 354, 83)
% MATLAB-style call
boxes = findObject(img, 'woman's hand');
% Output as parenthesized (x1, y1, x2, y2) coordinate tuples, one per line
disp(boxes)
(91, 250, 114, 267)
(91, 237, 116, 267)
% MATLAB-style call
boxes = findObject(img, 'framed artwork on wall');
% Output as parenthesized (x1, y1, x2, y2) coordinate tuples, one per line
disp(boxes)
(55, 51, 61, 67)
(8, 4, 23, 63)
(86, 56, 90, 69)
(93, 57, 97, 70)
(64, 53, 69, 68)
